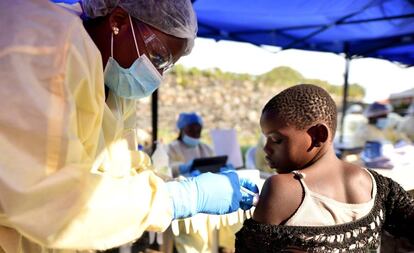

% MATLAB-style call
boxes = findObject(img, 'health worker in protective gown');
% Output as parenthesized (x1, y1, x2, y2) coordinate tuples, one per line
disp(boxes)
(0, 0, 258, 252)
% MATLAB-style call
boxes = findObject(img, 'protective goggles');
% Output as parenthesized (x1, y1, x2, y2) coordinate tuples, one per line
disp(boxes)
(136, 21, 174, 72)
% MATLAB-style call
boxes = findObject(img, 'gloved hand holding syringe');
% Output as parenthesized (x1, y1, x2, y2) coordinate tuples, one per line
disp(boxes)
(240, 186, 259, 207)
(238, 176, 260, 210)
(167, 170, 260, 219)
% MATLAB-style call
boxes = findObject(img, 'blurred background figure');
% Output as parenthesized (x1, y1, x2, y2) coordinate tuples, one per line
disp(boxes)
(340, 104, 368, 149)
(354, 102, 410, 169)
(167, 112, 214, 178)
(398, 103, 414, 142)
(355, 102, 392, 168)
(385, 104, 404, 130)
(356, 102, 400, 144)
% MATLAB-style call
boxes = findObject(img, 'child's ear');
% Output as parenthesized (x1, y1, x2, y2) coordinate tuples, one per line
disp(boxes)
(307, 124, 329, 149)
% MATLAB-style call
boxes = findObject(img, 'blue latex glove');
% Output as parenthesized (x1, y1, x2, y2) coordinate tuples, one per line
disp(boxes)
(219, 164, 258, 209)
(189, 169, 201, 177)
(219, 163, 235, 172)
(179, 159, 193, 175)
(239, 177, 259, 210)
(166, 171, 242, 219)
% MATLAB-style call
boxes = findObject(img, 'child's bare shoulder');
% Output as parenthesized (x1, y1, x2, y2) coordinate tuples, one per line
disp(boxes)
(343, 162, 373, 202)
(343, 162, 372, 184)
(253, 173, 303, 225)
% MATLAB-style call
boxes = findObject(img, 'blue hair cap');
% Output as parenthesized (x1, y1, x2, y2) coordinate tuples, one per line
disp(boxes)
(364, 102, 390, 118)
(176, 112, 203, 129)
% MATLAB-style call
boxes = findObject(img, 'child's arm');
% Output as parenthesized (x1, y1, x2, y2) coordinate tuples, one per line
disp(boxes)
(253, 174, 303, 225)
(383, 176, 414, 243)
(235, 173, 306, 252)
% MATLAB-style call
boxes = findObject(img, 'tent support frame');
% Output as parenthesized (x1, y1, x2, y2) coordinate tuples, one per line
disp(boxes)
(340, 43, 351, 144)
(151, 90, 158, 153)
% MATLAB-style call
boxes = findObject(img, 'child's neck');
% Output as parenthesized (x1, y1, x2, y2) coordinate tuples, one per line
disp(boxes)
(302, 145, 340, 171)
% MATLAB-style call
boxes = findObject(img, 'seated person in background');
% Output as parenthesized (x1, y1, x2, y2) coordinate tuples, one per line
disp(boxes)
(355, 102, 408, 144)
(340, 104, 367, 148)
(236, 84, 414, 252)
(398, 103, 414, 142)
(167, 112, 214, 178)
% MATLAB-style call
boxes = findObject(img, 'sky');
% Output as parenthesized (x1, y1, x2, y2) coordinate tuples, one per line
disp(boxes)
(177, 38, 414, 103)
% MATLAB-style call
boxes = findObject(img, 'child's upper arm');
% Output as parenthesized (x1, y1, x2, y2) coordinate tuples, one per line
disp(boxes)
(253, 174, 303, 225)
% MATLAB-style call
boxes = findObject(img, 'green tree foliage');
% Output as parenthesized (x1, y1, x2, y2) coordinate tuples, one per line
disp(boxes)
(348, 83, 365, 100)
(170, 65, 365, 99)
(259, 66, 304, 86)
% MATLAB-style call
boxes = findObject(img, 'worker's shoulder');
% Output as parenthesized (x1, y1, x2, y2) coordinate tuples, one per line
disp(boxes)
(38, 2, 84, 40)
(168, 140, 180, 147)
(199, 142, 214, 152)
(7, 1, 83, 47)
(167, 140, 181, 152)
(44, 1, 82, 22)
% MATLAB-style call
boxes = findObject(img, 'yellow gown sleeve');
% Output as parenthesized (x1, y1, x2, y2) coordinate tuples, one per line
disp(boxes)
(105, 92, 138, 150)
(0, 3, 172, 251)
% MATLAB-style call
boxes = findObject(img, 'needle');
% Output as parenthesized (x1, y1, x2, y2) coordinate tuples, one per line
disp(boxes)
(240, 187, 259, 206)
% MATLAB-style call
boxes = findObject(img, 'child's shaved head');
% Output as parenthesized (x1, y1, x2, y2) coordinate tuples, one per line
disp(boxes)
(262, 84, 337, 137)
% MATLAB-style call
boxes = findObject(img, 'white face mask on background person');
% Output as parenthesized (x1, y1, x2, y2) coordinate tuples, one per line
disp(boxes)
(182, 134, 200, 147)
(104, 15, 162, 99)
(376, 118, 388, 129)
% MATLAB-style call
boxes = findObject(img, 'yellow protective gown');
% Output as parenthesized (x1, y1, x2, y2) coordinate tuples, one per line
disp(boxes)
(0, 1, 172, 252)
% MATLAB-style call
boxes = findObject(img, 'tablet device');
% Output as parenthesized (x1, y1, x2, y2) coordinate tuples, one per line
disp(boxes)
(190, 155, 228, 173)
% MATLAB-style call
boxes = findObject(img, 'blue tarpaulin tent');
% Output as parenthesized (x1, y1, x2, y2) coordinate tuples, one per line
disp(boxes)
(151, 0, 414, 146)
(193, 0, 414, 65)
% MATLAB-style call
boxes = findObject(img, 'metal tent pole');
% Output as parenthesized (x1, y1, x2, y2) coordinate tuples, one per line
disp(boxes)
(151, 89, 158, 154)
(339, 44, 351, 144)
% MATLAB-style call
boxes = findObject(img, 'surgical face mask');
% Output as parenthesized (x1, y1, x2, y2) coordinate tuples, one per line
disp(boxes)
(183, 134, 200, 147)
(376, 118, 388, 129)
(104, 15, 162, 99)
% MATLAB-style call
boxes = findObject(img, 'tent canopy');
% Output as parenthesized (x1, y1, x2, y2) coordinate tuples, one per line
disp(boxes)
(191, 0, 414, 146)
(193, 0, 414, 65)
(390, 88, 414, 99)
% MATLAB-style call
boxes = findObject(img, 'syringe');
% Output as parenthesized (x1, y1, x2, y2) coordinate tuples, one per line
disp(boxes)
(240, 187, 259, 206)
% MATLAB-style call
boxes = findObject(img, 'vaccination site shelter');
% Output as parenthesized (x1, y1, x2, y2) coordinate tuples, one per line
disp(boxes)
(150, 0, 414, 147)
